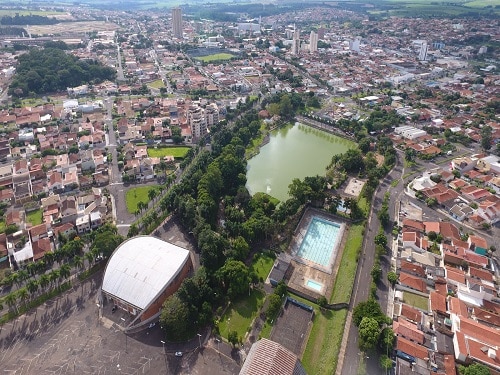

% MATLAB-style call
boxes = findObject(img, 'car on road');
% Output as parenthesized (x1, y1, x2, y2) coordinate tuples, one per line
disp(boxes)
(175, 351, 183, 357)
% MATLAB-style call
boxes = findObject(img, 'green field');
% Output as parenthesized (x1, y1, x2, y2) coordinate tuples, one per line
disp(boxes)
(403, 292, 429, 311)
(125, 186, 157, 213)
(195, 53, 234, 63)
(26, 209, 43, 226)
(330, 224, 364, 304)
(147, 79, 165, 89)
(289, 293, 347, 374)
(249, 252, 274, 282)
(0, 10, 66, 16)
(147, 147, 190, 158)
(218, 289, 265, 341)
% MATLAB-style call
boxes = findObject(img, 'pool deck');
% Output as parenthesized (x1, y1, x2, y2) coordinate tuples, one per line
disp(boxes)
(287, 208, 350, 299)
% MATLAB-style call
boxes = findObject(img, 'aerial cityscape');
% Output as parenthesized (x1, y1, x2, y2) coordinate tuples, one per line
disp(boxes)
(0, 1, 498, 374)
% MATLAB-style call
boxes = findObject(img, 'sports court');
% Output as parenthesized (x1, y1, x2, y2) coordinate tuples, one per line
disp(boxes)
(269, 297, 314, 356)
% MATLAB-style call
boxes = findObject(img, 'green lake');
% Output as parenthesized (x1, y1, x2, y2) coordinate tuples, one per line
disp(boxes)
(246, 123, 354, 201)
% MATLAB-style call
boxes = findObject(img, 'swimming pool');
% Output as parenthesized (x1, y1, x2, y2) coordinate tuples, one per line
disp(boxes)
(306, 279, 323, 292)
(297, 217, 341, 267)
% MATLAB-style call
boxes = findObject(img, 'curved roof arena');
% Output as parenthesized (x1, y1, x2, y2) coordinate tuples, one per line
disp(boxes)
(102, 236, 190, 310)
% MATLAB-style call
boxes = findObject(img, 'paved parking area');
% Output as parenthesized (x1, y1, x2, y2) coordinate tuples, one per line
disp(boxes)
(0, 268, 237, 374)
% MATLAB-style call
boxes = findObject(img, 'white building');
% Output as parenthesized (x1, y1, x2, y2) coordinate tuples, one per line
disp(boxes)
(309, 31, 318, 53)
(101, 236, 193, 331)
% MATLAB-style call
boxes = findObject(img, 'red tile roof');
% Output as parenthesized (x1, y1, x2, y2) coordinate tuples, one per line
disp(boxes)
(400, 272, 427, 293)
(430, 291, 447, 315)
(400, 304, 423, 323)
(396, 336, 429, 361)
(394, 319, 425, 344)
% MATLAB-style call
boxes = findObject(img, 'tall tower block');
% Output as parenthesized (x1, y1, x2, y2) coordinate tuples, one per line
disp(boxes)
(172, 7, 183, 39)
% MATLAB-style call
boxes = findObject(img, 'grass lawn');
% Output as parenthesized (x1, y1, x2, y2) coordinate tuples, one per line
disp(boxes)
(391, 179, 400, 187)
(147, 79, 165, 89)
(125, 186, 157, 214)
(196, 53, 234, 62)
(291, 293, 347, 374)
(330, 224, 364, 304)
(0, 220, 5, 234)
(250, 252, 275, 282)
(147, 146, 190, 158)
(357, 196, 369, 217)
(26, 209, 43, 226)
(403, 292, 429, 311)
(219, 289, 265, 340)
(245, 122, 268, 158)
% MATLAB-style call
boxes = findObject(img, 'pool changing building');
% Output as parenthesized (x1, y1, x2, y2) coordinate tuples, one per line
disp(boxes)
(101, 236, 192, 331)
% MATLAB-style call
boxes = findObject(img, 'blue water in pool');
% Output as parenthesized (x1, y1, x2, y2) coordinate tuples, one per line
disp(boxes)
(307, 279, 323, 291)
(297, 217, 340, 267)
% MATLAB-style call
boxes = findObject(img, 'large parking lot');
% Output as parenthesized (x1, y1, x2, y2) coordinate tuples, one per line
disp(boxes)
(0, 269, 239, 374)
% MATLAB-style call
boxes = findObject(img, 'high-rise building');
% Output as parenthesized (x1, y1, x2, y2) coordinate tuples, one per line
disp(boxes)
(309, 31, 318, 53)
(349, 37, 360, 52)
(187, 105, 207, 139)
(418, 41, 428, 61)
(172, 7, 183, 39)
(291, 26, 300, 55)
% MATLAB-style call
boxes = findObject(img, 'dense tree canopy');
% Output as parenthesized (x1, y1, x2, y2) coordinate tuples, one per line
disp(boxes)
(9, 48, 115, 97)
(358, 317, 381, 351)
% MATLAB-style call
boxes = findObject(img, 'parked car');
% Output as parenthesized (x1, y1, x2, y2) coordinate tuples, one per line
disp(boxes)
(175, 352, 183, 357)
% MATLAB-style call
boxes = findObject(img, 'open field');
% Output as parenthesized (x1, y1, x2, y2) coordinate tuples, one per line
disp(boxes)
(147, 79, 165, 89)
(147, 146, 190, 158)
(403, 291, 429, 311)
(0, 10, 67, 16)
(370, 0, 499, 16)
(330, 223, 364, 304)
(218, 289, 265, 341)
(125, 186, 157, 214)
(26, 208, 43, 226)
(290, 293, 347, 374)
(27, 21, 120, 35)
(195, 53, 234, 63)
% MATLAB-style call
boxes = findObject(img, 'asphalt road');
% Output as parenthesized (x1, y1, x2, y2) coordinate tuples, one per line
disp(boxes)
(341, 152, 404, 375)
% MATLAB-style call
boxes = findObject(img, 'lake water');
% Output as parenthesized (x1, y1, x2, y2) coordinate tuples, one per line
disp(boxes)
(246, 123, 353, 201)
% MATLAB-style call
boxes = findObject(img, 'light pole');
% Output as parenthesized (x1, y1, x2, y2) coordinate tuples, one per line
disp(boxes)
(215, 338, 220, 353)
(120, 318, 128, 353)
(161, 340, 166, 354)
(197, 333, 202, 348)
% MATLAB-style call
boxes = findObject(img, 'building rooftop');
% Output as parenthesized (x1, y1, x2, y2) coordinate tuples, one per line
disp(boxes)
(102, 236, 190, 310)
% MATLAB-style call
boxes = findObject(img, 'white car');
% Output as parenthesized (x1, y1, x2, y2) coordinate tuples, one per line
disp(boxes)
(175, 351, 183, 357)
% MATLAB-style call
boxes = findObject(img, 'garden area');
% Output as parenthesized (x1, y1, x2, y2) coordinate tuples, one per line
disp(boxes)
(26, 209, 43, 226)
(147, 146, 190, 159)
(218, 289, 265, 342)
(125, 186, 158, 214)
(403, 291, 429, 311)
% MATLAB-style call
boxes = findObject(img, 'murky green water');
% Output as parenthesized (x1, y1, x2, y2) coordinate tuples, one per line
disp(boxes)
(246, 123, 354, 201)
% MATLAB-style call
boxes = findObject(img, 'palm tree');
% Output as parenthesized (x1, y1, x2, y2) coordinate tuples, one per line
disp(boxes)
(17, 287, 29, 310)
(148, 188, 158, 202)
(7, 272, 18, 288)
(49, 270, 60, 288)
(84, 251, 94, 270)
(26, 279, 39, 296)
(5, 292, 17, 313)
(35, 260, 47, 276)
(43, 251, 55, 267)
(26, 262, 37, 278)
(73, 255, 83, 270)
(39, 274, 50, 291)
(59, 264, 71, 281)
(18, 269, 29, 284)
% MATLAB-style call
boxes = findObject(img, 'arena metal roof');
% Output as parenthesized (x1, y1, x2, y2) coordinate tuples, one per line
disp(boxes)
(102, 236, 190, 310)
